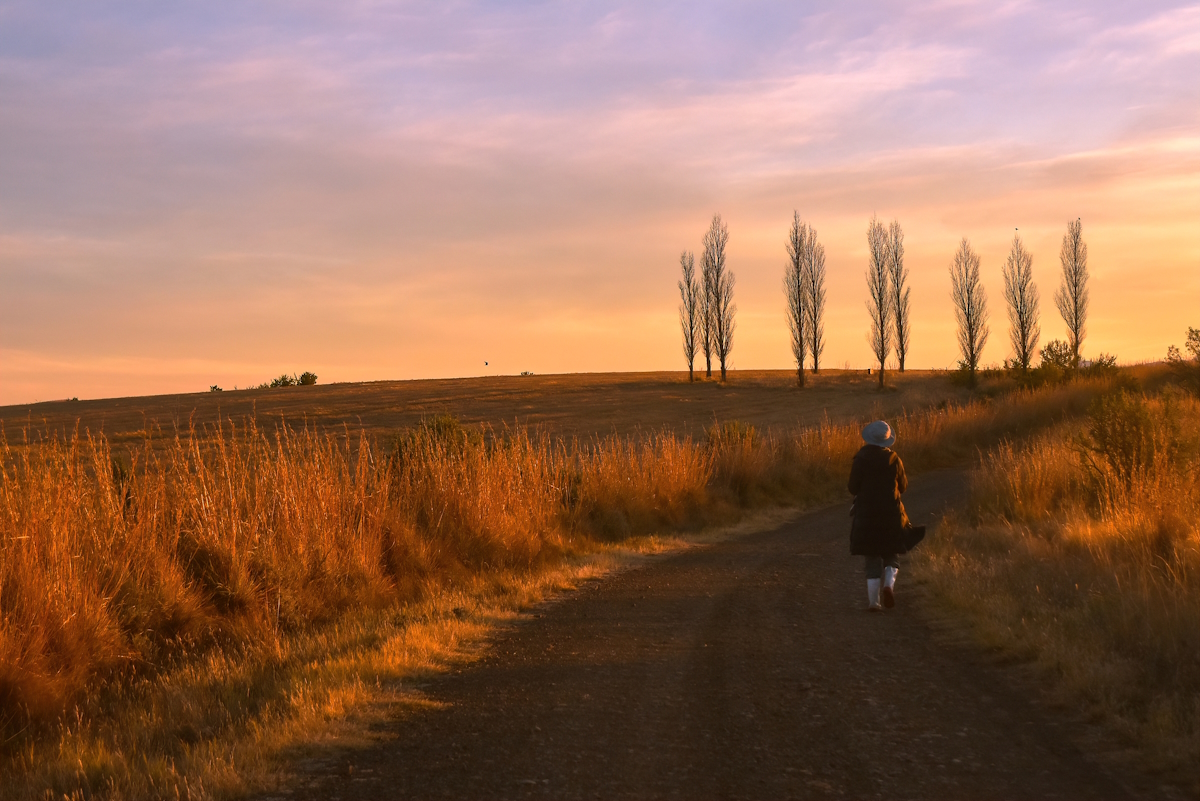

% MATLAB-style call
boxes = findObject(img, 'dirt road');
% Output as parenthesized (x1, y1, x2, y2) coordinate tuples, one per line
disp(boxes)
(279, 471, 1137, 800)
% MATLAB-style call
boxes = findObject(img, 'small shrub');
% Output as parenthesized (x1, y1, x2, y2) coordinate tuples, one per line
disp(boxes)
(949, 361, 1006, 389)
(1082, 353, 1119, 378)
(269, 374, 297, 388)
(978, 363, 1006, 381)
(1079, 389, 1181, 494)
(209, 385, 222, 392)
(299, 372, 318, 386)
(1040, 338, 1076, 371)
(1166, 326, 1200, 395)
(1081, 391, 1156, 490)
(1030, 361, 1065, 386)
(948, 365, 975, 387)
(1002, 359, 1050, 389)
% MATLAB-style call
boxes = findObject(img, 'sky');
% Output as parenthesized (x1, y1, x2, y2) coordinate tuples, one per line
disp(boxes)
(1, 1, 1198, 404)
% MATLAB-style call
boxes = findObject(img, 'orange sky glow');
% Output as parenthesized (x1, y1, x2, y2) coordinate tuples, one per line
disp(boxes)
(2, 3, 1198, 404)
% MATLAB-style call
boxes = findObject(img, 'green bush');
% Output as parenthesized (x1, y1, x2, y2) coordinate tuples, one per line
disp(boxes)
(299, 371, 318, 386)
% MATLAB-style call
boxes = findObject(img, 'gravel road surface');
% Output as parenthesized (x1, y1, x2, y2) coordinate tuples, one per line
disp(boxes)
(279, 470, 1141, 800)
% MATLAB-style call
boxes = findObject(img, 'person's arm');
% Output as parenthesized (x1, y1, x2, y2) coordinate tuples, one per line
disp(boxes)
(848, 452, 863, 495)
(894, 454, 908, 495)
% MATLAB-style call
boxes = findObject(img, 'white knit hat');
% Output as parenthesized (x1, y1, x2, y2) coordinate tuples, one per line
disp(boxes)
(861, 420, 896, 448)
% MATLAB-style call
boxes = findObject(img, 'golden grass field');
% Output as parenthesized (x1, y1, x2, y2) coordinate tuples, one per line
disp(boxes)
(914, 384, 1200, 786)
(1, 366, 1195, 798)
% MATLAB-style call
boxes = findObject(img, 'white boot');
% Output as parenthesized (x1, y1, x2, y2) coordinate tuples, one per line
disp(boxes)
(881, 567, 898, 608)
(867, 579, 882, 611)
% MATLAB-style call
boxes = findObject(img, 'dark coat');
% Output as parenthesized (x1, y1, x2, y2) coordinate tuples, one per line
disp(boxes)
(848, 444, 910, 556)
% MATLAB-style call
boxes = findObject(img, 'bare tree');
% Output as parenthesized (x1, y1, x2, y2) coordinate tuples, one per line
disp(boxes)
(888, 219, 911, 372)
(865, 215, 892, 388)
(784, 212, 809, 386)
(805, 228, 827, 374)
(1055, 218, 1089, 367)
(1002, 232, 1040, 373)
(703, 214, 736, 382)
(700, 248, 715, 379)
(949, 237, 989, 386)
(678, 250, 700, 382)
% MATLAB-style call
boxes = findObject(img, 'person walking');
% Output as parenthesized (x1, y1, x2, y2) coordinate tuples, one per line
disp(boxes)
(848, 420, 910, 611)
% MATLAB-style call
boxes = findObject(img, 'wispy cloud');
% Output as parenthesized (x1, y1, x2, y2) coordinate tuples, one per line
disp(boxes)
(1, 2, 1197, 403)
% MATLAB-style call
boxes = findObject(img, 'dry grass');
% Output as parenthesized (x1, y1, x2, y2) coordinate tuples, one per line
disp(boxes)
(0, 369, 984, 445)
(0, 374, 1124, 799)
(914, 385, 1200, 787)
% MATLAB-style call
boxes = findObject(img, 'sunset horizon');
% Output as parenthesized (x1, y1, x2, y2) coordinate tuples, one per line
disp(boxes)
(3, 2, 1197, 404)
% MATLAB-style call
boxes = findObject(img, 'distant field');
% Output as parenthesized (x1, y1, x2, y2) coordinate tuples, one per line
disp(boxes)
(0, 369, 975, 443)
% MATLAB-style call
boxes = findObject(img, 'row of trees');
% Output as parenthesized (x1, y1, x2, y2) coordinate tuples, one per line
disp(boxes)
(676, 212, 1094, 388)
(951, 218, 1090, 385)
(678, 212, 832, 385)
(678, 215, 737, 381)
(208, 371, 319, 392)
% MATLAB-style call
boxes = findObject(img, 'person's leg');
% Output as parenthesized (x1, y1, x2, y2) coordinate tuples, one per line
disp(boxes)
(864, 556, 883, 610)
(881, 554, 899, 608)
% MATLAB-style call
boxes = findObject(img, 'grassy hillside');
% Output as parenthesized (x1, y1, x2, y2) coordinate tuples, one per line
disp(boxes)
(2, 369, 978, 444)
(0, 368, 1165, 799)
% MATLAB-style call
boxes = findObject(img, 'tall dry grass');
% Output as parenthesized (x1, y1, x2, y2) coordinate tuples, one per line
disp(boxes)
(0, 376, 1119, 798)
(915, 386, 1200, 784)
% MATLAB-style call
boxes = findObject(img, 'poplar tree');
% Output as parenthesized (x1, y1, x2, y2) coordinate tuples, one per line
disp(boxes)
(1055, 218, 1089, 367)
(678, 250, 700, 381)
(865, 215, 892, 388)
(700, 249, 715, 379)
(1002, 232, 1039, 373)
(805, 227, 827, 374)
(950, 237, 989, 386)
(784, 212, 810, 386)
(703, 215, 736, 382)
(888, 220, 911, 371)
